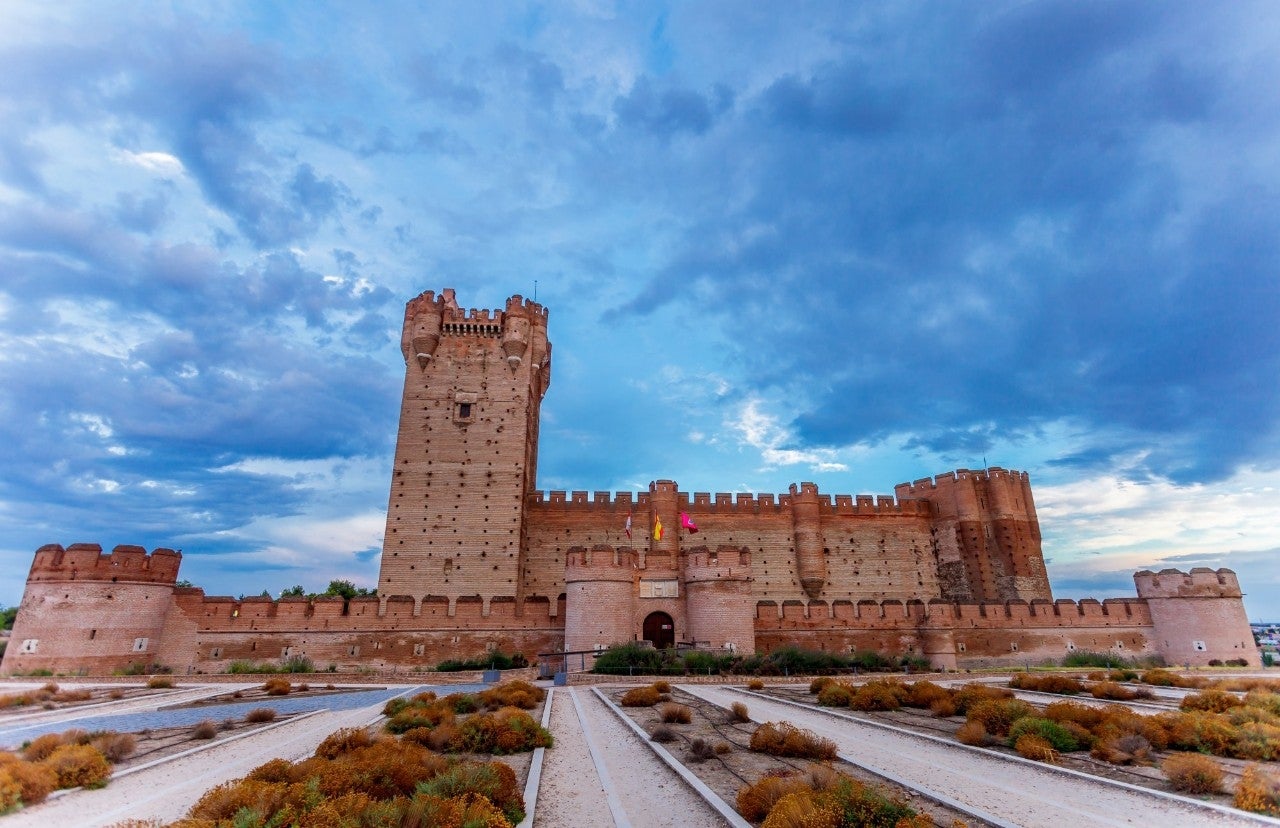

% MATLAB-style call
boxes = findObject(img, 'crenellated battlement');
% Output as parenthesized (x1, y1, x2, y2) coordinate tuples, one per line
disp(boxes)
(1134, 567, 1243, 599)
(27, 543, 181, 584)
(528, 485, 928, 516)
(895, 466, 1030, 498)
(683, 545, 752, 582)
(564, 544, 637, 572)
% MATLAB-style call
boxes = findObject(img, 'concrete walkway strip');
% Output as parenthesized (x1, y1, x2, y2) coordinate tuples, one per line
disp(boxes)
(515, 687, 554, 828)
(592, 688, 751, 828)
(112, 708, 329, 780)
(569, 687, 631, 828)
(731, 687, 1280, 827)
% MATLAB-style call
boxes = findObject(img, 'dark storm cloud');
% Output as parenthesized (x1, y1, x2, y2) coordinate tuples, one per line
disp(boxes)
(612, 2, 1280, 485)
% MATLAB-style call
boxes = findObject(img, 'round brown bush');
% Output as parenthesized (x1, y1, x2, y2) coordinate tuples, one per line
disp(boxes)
(746, 679, 765, 691)
(1014, 733, 1059, 763)
(749, 722, 837, 760)
(315, 727, 377, 759)
(1162, 752, 1224, 794)
(967, 698, 1035, 736)
(809, 676, 834, 694)
(0, 758, 56, 805)
(620, 686, 661, 707)
(1235, 764, 1280, 816)
(90, 732, 137, 763)
(817, 683, 852, 707)
(657, 703, 692, 724)
(42, 744, 111, 789)
(192, 720, 219, 740)
(651, 680, 672, 694)
(729, 701, 751, 723)
(263, 677, 292, 696)
(737, 772, 813, 821)
(244, 707, 278, 724)
(22, 733, 65, 763)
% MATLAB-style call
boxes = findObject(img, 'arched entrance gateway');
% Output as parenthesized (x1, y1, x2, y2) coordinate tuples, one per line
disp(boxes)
(642, 611, 675, 649)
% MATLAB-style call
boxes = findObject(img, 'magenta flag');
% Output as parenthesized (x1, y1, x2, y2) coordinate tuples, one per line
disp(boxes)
(681, 512, 698, 533)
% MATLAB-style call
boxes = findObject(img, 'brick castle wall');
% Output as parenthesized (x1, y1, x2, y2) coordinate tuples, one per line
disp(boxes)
(1, 289, 1258, 674)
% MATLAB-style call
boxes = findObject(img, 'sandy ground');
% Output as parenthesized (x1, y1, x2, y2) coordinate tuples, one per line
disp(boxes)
(533, 687, 725, 828)
(685, 685, 1261, 828)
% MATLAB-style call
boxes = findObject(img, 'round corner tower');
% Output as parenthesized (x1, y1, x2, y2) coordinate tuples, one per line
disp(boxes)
(682, 545, 755, 654)
(564, 545, 636, 652)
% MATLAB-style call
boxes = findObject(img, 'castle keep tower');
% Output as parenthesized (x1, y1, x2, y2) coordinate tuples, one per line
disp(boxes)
(378, 289, 550, 613)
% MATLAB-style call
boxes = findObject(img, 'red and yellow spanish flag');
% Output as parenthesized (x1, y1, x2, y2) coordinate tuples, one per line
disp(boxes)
(653, 516, 664, 541)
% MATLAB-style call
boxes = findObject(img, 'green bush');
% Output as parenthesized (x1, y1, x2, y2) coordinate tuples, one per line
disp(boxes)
(1062, 651, 1134, 668)
(1008, 717, 1083, 752)
(436, 652, 527, 672)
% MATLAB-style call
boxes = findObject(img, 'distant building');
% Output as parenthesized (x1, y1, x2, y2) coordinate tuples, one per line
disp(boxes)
(1, 290, 1260, 674)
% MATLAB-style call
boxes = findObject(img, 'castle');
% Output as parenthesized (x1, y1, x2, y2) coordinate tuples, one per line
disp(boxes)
(1, 289, 1259, 675)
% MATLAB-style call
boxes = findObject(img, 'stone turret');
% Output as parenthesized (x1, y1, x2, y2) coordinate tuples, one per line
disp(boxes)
(682, 545, 754, 653)
(563, 545, 635, 652)
(1135, 568, 1258, 666)
(789, 482, 826, 599)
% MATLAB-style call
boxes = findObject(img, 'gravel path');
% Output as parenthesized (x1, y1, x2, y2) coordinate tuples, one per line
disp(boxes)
(3, 698, 391, 827)
(533, 686, 726, 828)
(684, 685, 1261, 828)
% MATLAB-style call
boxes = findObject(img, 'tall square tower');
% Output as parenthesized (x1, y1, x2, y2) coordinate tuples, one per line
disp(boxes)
(378, 289, 550, 611)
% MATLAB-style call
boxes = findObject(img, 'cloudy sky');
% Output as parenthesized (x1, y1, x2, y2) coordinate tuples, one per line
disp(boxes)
(1, 2, 1277, 620)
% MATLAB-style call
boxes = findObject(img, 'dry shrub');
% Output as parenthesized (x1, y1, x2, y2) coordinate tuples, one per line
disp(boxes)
(1010, 673, 1084, 695)
(0, 768, 21, 812)
(1235, 764, 1280, 816)
(244, 707, 277, 724)
(817, 682, 853, 707)
(22, 733, 66, 762)
(759, 791, 831, 828)
(426, 722, 463, 752)
(91, 732, 137, 762)
(108, 689, 125, 700)
(620, 686, 661, 707)
(1164, 711, 1235, 756)
(0, 756, 56, 805)
(658, 703, 692, 724)
(1091, 733, 1152, 765)
(1245, 691, 1280, 717)
(715, 741, 732, 755)
(738, 772, 814, 821)
(188, 779, 304, 822)
(479, 680, 543, 710)
(146, 676, 173, 689)
(1181, 689, 1244, 714)
(809, 676, 835, 694)
(1162, 752, 1223, 794)
(53, 689, 92, 703)
(956, 720, 990, 746)
(929, 697, 958, 717)
(749, 721, 837, 761)
(42, 744, 111, 789)
(313, 741, 449, 800)
(263, 677, 292, 696)
(651, 680, 672, 694)
(295, 684, 309, 692)
(650, 725, 677, 743)
(687, 737, 716, 763)
(417, 760, 525, 824)
(816, 776, 919, 827)
(1043, 700, 1104, 730)
(1089, 681, 1140, 701)
(967, 698, 1034, 737)
(905, 680, 951, 709)
(1014, 733, 1059, 763)
(730, 701, 751, 723)
(1231, 721, 1280, 761)
(220, 718, 236, 731)
(747, 679, 765, 691)
(315, 727, 377, 759)
(458, 708, 552, 754)
(849, 681, 903, 712)
(192, 720, 218, 740)
(245, 758, 296, 784)
(951, 682, 1012, 715)
(387, 700, 455, 733)
(1141, 669, 1190, 688)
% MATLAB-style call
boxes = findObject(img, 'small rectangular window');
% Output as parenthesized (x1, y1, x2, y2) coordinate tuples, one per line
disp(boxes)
(459, 402, 472, 419)
(20, 639, 38, 654)
(132, 637, 149, 652)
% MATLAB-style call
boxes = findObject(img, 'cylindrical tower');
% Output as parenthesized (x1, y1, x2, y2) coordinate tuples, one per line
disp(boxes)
(563, 545, 635, 653)
(789, 483, 826, 599)
(683, 545, 755, 654)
